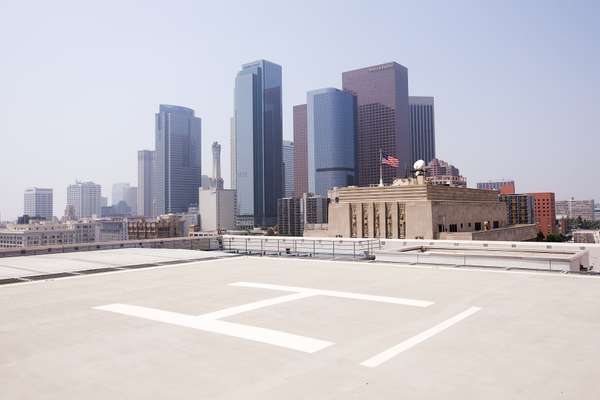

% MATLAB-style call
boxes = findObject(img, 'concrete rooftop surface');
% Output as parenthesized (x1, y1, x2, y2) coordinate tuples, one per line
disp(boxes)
(1, 249, 600, 399)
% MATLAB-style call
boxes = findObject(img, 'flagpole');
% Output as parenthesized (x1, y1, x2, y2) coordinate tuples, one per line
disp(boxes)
(379, 148, 384, 187)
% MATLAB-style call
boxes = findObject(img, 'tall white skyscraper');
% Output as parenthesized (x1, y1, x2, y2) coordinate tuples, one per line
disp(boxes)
(23, 187, 53, 220)
(282, 140, 294, 198)
(67, 181, 102, 218)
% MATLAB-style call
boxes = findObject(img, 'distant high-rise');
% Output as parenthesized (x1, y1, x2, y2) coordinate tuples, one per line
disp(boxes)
(124, 187, 138, 215)
(342, 62, 411, 185)
(556, 198, 595, 221)
(282, 140, 294, 198)
(210, 141, 224, 190)
(23, 188, 53, 220)
(233, 60, 283, 227)
(137, 150, 154, 217)
(409, 96, 435, 164)
(153, 105, 202, 215)
(293, 104, 308, 197)
(230, 117, 236, 190)
(67, 181, 102, 218)
(426, 158, 467, 187)
(111, 183, 130, 205)
(307, 88, 357, 196)
(477, 180, 516, 194)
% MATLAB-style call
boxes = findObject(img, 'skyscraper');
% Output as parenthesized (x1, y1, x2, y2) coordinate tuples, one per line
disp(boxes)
(233, 60, 283, 227)
(230, 117, 236, 191)
(124, 186, 138, 215)
(23, 187, 53, 220)
(67, 181, 102, 218)
(342, 62, 411, 185)
(293, 104, 308, 197)
(111, 183, 130, 205)
(210, 141, 224, 190)
(153, 105, 202, 215)
(409, 96, 435, 164)
(137, 150, 154, 217)
(282, 140, 294, 198)
(307, 88, 357, 196)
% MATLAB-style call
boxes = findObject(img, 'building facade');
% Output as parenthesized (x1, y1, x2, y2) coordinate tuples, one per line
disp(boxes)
(307, 88, 357, 196)
(137, 150, 154, 217)
(526, 192, 557, 237)
(409, 96, 435, 164)
(477, 180, 516, 194)
(199, 188, 236, 232)
(312, 178, 537, 241)
(233, 60, 283, 227)
(153, 104, 202, 215)
(499, 194, 535, 225)
(23, 187, 53, 220)
(555, 198, 595, 221)
(94, 219, 128, 242)
(127, 215, 184, 240)
(293, 104, 308, 197)
(282, 140, 295, 198)
(0, 221, 96, 248)
(67, 181, 102, 218)
(342, 62, 411, 185)
(277, 197, 304, 236)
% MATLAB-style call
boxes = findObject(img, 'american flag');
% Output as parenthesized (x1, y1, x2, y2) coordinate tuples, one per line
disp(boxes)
(381, 152, 399, 168)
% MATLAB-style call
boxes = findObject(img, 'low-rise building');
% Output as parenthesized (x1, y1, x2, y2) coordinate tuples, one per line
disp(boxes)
(127, 215, 184, 239)
(310, 174, 536, 241)
(94, 219, 128, 242)
(477, 180, 516, 194)
(0, 221, 96, 248)
(199, 189, 236, 232)
(556, 198, 595, 221)
(572, 230, 600, 244)
(499, 194, 535, 225)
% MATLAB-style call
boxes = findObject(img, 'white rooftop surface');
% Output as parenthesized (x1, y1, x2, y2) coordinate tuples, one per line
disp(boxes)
(1, 250, 600, 399)
(0, 248, 234, 279)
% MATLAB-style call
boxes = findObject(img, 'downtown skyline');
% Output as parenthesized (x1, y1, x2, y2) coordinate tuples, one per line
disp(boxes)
(1, 1, 598, 220)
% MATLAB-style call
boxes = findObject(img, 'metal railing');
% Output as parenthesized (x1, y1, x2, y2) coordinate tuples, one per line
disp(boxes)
(221, 235, 380, 259)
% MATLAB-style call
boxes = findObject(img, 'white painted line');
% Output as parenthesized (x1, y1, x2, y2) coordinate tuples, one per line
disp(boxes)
(360, 306, 482, 368)
(231, 281, 433, 308)
(199, 292, 316, 319)
(95, 303, 333, 353)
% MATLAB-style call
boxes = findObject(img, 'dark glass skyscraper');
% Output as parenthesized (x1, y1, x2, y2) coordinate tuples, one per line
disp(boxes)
(307, 88, 357, 196)
(153, 105, 202, 215)
(342, 62, 411, 185)
(409, 96, 436, 164)
(233, 60, 283, 227)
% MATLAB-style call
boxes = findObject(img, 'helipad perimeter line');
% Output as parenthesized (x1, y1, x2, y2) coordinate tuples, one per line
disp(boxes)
(361, 306, 482, 368)
(95, 303, 333, 354)
(231, 282, 434, 308)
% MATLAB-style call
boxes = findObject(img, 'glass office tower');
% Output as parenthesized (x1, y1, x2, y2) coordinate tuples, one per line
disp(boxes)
(307, 88, 357, 196)
(153, 104, 202, 215)
(233, 60, 283, 227)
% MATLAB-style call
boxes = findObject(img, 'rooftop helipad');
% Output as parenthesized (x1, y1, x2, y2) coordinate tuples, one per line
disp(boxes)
(1, 249, 599, 399)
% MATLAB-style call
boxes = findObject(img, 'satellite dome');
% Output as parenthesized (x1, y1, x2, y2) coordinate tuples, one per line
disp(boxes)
(413, 159, 426, 171)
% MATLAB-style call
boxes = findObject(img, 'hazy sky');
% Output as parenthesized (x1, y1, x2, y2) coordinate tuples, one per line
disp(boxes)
(1, 0, 598, 220)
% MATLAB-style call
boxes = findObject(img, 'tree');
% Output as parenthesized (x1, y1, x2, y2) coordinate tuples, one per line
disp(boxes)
(536, 231, 545, 241)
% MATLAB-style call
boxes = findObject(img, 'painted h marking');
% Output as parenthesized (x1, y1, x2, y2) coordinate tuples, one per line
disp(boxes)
(95, 281, 454, 362)
(360, 306, 482, 368)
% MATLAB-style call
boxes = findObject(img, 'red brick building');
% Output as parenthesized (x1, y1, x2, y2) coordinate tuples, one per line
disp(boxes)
(526, 192, 557, 238)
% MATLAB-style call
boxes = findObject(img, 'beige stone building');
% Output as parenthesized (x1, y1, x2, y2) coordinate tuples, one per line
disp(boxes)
(306, 177, 537, 241)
